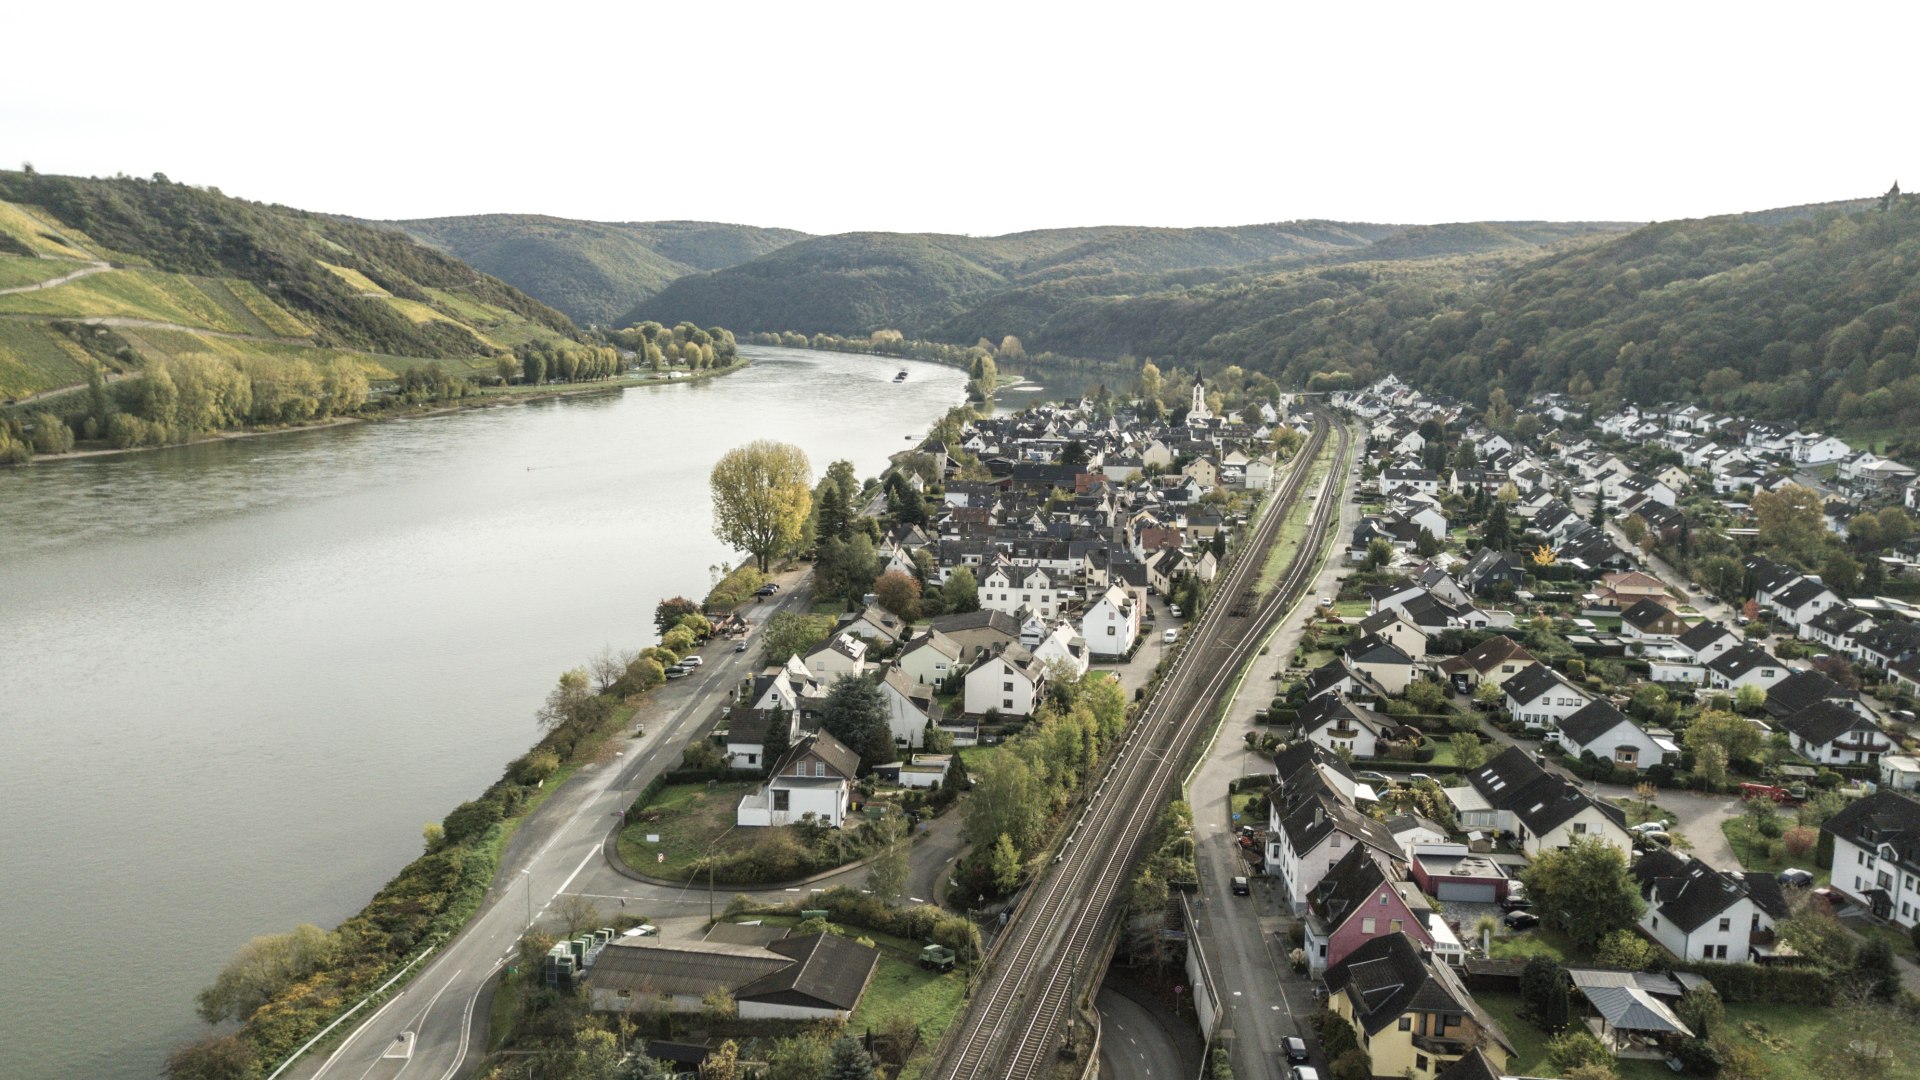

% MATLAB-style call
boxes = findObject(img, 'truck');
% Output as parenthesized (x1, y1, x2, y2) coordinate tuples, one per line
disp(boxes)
(919, 944, 956, 972)
(1739, 781, 1806, 805)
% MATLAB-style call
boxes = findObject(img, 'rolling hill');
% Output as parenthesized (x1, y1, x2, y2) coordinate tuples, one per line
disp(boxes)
(624, 219, 1642, 348)
(0, 171, 589, 400)
(389, 214, 807, 326)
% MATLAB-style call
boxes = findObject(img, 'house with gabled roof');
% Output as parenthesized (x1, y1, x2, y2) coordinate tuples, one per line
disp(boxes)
(1596, 570, 1667, 606)
(1823, 790, 1920, 927)
(1502, 663, 1596, 731)
(1805, 604, 1874, 651)
(1297, 695, 1394, 759)
(962, 643, 1049, 718)
(1554, 700, 1672, 771)
(1447, 746, 1631, 858)
(1766, 577, 1840, 629)
(1344, 634, 1419, 695)
(1437, 635, 1538, 692)
(1706, 645, 1789, 693)
(1303, 846, 1429, 974)
(894, 628, 963, 687)
(1359, 607, 1429, 660)
(1674, 621, 1739, 664)
(1630, 850, 1765, 962)
(736, 730, 861, 828)
(801, 633, 868, 683)
(1270, 777, 1403, 910)
(1322, 932, 1515, 1080)
(1760, 669, 1859, 720)
(1778, 701, 1893, 766)
(1620, 598, 1688, 642)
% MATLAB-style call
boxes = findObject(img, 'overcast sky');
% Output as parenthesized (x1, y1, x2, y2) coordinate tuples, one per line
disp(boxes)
(6, 2, 1915, 236)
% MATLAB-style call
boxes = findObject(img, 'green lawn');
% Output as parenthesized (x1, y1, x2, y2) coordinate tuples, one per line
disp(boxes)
(1848, 918, 1918, 961)
(1473, 992, 1550, 1074)
(1720, 817, 1824, 880)
(1487, 926, 1582, 963)
(847, 952, 966, 1080)
(617, 781, 761, 878)
(1333, 600, 1370, 617)
(1230, 791, 1264, 824)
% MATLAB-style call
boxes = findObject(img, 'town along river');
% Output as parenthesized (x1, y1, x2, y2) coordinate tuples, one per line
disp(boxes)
(0, 346, 965, 1080)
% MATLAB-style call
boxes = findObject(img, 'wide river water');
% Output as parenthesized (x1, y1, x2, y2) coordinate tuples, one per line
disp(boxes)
(0, 346, 966, 1079)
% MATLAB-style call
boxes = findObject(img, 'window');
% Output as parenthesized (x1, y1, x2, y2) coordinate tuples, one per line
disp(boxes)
(1397, 1016, 1411, 1031)
(1004, 699, 1014, 709)
(814, 762, 825, 777)
(1416, 1055, 1429, 1072)
(746, 753, 758, 765)
(1573, 822, 1588, 835)
(1363, 918, 1377, 934)
(1379, 894, 1389, 904)
(1003, 681, 1014, 692)
(773, 790, 790, 812)
(1391, 919, 1404, 933)
(1331, 835, 1342, 848)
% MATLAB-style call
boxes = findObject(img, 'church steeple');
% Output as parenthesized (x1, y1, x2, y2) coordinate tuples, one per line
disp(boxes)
(1189, 367, 1211, 422)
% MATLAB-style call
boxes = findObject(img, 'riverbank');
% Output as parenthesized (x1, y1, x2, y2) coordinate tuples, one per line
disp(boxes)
(0, 359, 749, 466)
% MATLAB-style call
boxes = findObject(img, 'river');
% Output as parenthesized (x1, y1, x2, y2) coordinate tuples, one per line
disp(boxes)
(0, 346, 965, 1079)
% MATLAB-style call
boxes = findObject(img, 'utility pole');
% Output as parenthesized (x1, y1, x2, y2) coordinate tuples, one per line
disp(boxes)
(521, 868, 532, 926)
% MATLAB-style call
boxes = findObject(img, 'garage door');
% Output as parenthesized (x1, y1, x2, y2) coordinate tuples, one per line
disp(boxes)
(1437, 882, 1496, 903)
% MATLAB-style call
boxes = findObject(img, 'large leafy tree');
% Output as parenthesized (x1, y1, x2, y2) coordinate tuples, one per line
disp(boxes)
(710, 440, 813, 572)
(820, 675, 893, 770)
(1519, 836, 1642, 948)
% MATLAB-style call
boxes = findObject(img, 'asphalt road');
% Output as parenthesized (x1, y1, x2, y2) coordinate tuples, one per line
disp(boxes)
(1180, 423, 1362, 1080)
(1098, 985, 1190, 1080)
(296, 573, 825, 1080)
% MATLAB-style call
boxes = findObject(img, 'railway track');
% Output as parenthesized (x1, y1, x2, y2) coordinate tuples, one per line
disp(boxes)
(933, 416, 1351, 1080)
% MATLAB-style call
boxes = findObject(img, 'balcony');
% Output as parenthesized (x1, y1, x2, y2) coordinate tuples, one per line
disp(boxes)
(1412, 1034, 1471, 1056)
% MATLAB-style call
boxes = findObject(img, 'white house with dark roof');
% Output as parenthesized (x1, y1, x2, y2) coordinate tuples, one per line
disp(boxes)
(1631, 849, 1765, 961)
(1706, 645, 1790, 693)
(1344, 635, 1419, 695)
(1777, 701, 1893, 766)
(1447, 746, 1631, 858)
(1823, 791, 1920, 927)
(736, 730, 861, 828)
(1502, 664, 1595, 730)
(801, 633, 868, 683)
(1080, 583, 1140, 659)
(1297, 695, 1393, 759)
(1554, 701, 1671, 771)
(962, 644, 1049, 718)
(894, 628, 963, 687)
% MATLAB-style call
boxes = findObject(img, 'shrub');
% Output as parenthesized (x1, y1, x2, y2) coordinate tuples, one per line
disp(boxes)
(442, 798, 504, 844)
(1545, 1031, 1613, 1074)
(1329, 1050, 1370, 1080)
(1782, 826, 1817, 857)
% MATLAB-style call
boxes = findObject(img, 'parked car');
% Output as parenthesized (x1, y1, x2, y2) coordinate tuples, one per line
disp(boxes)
(1283, 1037, 1310, 1064)
(1163, 628, 1180, 644)
(1504, 911, 1540, 930)
(680, 655, 703, 668)
(1291, 1067, 1322, 1080)
(1169, 604, 1184, 618)
(1635, 831, 1673, 848)
(1355, 771, 1395, 787)
(734, 640, 748, 652)
(1777, 868, 1815, 888)
(1232, 876, 1251, 896)
(1407, 773, 1434, 785)
(1630, 820, 1672, 835)
(1318, 597, 1331, 608)
(664, 665, 689, 679)
(1500, 895, 1532, 911)
(755, 584, 779, 596)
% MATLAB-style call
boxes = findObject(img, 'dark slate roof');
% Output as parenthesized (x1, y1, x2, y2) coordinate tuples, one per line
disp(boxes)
(927, 609, 1022, 638)
(1468, 746, 1625, 834)
(733, 933, 880, 1011)
(1707, 644, 1781, 679)
(1501, 662, 1578, 706)
(1632, 852, 1750, 934)
(1621, 597, 1678, 631)
(1280, 794, 1402, 861)
(1762, 670, 1855, 718)
(1777, 701, 1880, 748)
(1307, 846, 1405, 935)
(1775, 578, 1837, 609)
(1732, 871, 1795, 922)
(1360, 608, 1421, 636)
(1676, 621, 1737, 655)
(724, 706, 781, 744)
(1435, 1049, 1506, 1080)
(1346, 634, 1415, 668)
(1323, 932, 1465, 1036)
(1557, 700, 1636, 748)
(1822, 791, 1920, 868)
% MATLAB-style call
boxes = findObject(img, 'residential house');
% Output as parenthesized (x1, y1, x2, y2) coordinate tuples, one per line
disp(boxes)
(801, 633, 868, 683)
(1080, 583, 1141, 659)
(1502, 664, 1596, 731)
(1596, 570, 1668, 606)
(1437, 636, 1539, 693)
(1359, 608, 1430, 661)
(894, 628, 963, 687)
(838, 604, 908, 647)
(1446, 747, 1632, 858)
(878, 667, 941, 749)
(1631, 849, 1766, 962)
(1458, 549, 1527, 598)
(1620, 598, 1689, 642)
(721, 706, 796, 771)
(1303, 846, 1430, 974)
(1823, 791, 1920, 928)
(926, 609, 1022, 662)
(1298, 695, 1394, 759)
(1777, 701, 1893, 766)
(962, 644, 1049, 718)
(1706, 645, 1790, 693)
(1345, 635, 1420, 696)
(736, 731, 861, 828)
(1322, 933, 1515, 1080)
(1554, 701, 1672, 770)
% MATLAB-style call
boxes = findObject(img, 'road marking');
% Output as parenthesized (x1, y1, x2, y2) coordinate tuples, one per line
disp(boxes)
(438, 958, 503, 1080)
(381, 1033, 414, 1060)
(310, 992, 405, 1080)
(910, 896, 925, 903)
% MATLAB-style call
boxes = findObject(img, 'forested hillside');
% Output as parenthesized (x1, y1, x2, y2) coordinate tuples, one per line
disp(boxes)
(622, 220, 1444, 334)
(391, 214, 806, 326)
